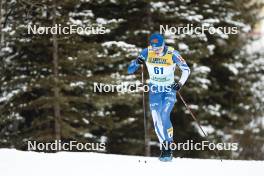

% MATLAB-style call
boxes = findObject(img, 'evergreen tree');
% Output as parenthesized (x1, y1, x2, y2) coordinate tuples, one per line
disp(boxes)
(0, 0, 263, 159)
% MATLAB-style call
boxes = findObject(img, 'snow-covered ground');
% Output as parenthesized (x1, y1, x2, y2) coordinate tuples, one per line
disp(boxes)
(0, 149, 263, 176)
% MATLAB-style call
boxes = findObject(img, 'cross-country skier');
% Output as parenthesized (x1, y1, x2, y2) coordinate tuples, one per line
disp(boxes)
(127, 33, 191, 161)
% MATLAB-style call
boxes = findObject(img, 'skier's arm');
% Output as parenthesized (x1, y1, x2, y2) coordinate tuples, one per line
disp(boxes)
(172, 51, 191, 86)
(127, 48, 148, 74)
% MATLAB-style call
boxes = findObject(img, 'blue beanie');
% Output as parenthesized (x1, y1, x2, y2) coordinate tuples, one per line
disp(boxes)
(149, 33, 164, 47)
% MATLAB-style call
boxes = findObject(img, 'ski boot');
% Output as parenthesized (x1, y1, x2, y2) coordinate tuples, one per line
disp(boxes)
(159, 141, 173, 162)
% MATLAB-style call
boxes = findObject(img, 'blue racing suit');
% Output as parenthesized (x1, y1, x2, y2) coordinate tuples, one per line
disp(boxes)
(128, 45, 190, 143)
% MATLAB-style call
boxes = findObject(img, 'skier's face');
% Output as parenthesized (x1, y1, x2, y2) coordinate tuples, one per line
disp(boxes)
(152, 45, 164, 55)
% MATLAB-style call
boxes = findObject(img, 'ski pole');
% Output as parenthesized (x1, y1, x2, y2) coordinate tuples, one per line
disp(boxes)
(177, 91, 222, 161)
(177, 92, 207, 137)
(141, 65, 149, 156)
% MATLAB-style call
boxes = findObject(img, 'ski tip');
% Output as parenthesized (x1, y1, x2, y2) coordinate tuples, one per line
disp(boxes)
(138, 159, 148, 163)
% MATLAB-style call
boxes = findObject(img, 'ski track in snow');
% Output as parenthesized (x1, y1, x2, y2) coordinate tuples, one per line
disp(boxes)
(0, 149, 263, 176)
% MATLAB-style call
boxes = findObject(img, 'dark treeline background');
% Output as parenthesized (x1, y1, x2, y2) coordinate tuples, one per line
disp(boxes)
(0, 0, 263, 160)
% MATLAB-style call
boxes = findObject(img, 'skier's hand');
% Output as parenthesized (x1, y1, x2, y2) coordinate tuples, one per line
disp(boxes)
(171, 82, 182, 91)
(128, 60, 140, 74)
(136, 56, 145, 65)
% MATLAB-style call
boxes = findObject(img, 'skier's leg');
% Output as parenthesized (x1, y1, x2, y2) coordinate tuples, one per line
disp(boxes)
(160, 90, 177, 142)
(149, 89, 164, 143)
(157, 90, 176, 161)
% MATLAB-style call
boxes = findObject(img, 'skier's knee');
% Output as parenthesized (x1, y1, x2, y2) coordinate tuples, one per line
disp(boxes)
(163, 101, 175, 114)
(150, 102, 159, 111)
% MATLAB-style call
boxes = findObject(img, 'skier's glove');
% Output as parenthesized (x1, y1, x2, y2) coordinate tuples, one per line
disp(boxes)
(136, 56, 145, 65)
(171, 82, 182, 91)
